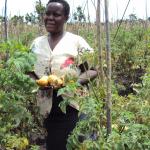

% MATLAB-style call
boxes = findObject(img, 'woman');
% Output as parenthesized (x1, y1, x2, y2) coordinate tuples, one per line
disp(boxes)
(31, 0, 97, 149)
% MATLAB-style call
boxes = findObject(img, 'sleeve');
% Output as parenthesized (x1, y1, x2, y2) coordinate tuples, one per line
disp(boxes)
(30, 38, 39, 53)
(76, 36, 94, 71)
(77, 36, 94, 55)
(29, 38, 51, 78)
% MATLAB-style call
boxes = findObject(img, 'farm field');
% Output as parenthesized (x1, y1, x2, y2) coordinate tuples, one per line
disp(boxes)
(0, 14, 150, 150)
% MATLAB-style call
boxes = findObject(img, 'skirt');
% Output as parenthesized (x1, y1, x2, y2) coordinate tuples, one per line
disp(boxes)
(44, 90, 79, 150)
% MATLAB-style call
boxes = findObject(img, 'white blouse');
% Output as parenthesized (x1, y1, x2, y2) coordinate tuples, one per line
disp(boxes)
(31, 32, 93, 114)
(31, 31, 93, 78)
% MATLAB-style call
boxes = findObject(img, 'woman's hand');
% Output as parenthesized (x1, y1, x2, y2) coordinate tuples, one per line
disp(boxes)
(26, 71, 39, 80)
(77, 70, 98, 85)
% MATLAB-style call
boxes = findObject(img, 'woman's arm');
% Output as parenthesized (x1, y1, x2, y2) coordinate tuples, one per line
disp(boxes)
(26, 71, 39, 80)
(77, 61, 97, 85)
(77, 70, 98, 85)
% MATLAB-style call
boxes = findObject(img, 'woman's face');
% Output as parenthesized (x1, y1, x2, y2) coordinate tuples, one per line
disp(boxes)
(44, 2, 68, 34)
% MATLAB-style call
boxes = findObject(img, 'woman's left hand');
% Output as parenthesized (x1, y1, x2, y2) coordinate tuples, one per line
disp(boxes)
(77, 70, 98, 85)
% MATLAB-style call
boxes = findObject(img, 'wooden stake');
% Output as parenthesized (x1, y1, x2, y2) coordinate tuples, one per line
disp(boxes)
(96, 0, 104, 83)
(104, 0, 112, 136)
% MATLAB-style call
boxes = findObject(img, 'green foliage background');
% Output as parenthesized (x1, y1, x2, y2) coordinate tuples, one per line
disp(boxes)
(0, 22, 150, 150)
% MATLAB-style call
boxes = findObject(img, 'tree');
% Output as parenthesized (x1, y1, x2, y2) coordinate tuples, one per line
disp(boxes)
(25, 13, 37, 24)
(129, 13, 137, 22)
(35, 0, 45, 35)
(0, 16, 5, 22)
(10, 15, 24, 26)
(73, 6, 86, 22)
(35, 0, 45, 24)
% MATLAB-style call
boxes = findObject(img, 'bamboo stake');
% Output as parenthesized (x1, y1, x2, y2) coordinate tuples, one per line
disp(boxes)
(91, 0, 96, 10)
(87, 0, 90, 23)
(144, 0, 148, 58)
(96, 0, 104, 83)
(104, 0, 112, 136)
(4, 0, 9, 62)
(4, 0, 7, 41)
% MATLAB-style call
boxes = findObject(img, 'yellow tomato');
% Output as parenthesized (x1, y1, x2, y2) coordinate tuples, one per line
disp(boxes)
(36, 75, 49, 86)
(48, 75, 59, 84)
(48, 75, 64, 88)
